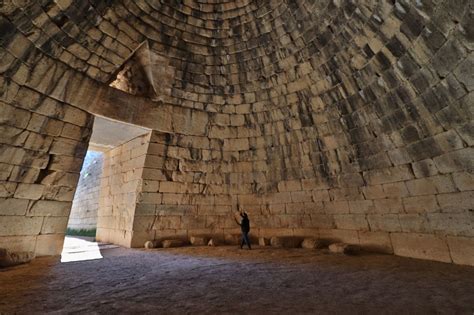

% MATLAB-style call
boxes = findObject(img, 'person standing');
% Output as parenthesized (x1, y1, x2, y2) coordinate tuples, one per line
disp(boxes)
(235, 210, 251, 250)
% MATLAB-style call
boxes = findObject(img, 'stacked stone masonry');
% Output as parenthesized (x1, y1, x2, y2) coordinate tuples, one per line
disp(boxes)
(96, 132, 151, 247)
(0, 0, 472, 265)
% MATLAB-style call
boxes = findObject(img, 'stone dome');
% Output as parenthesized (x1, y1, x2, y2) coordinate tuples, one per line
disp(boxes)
(0, 0, 472, 265)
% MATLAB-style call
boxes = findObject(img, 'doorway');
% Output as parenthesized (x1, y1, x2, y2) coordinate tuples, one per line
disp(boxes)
(62, 116, 150, 262)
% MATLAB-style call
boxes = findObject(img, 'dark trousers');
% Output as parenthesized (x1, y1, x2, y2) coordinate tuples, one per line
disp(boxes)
(241, 232, 251, 249)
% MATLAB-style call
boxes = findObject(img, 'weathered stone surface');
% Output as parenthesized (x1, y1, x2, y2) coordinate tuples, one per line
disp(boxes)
(144, 241, 155, 249)
(224, 234, 240, 245)
(258, 237, 270, 246)
(390, 233, 452, 263)
(270, 237, 302, 248)
(162, 239, 185, 248)
(0, 248, 35, 268)
(36, 234, 65, 256)
(190, 236, 208, 246)
(447, 236, 474, 266)
(358, 231, 393, 254)
(301, 238, 325, 249)
(328, 243, 360, 255)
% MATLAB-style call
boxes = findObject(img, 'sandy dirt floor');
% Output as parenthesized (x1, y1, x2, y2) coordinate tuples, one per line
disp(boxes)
(1, 242, 473, 314)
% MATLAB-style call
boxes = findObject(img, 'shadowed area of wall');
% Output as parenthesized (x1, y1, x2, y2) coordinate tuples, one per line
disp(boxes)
(0, 1, 472, 264)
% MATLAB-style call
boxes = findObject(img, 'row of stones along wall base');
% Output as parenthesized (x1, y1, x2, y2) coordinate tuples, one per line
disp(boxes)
(144, 235, 360, 256)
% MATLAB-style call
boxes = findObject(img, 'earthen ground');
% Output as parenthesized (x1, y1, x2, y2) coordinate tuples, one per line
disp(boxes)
(1, 245, 473, 314)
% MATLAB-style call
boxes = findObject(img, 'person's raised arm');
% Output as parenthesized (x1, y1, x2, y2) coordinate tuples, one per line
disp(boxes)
(233, 212, 241, 226)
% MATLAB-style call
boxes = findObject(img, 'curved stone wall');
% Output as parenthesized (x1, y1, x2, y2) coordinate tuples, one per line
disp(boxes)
(0, 1, 472, 264)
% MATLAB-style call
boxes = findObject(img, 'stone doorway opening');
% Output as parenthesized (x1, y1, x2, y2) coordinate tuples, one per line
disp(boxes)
(66, 150, 103, 238)
(61, 116, 150, 261)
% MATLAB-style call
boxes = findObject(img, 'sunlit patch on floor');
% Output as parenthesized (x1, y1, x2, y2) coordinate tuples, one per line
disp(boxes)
(61, 236, 117, 263)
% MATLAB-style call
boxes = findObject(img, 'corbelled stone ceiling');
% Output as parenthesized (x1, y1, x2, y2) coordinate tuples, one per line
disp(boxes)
(0, 0, 473, 265)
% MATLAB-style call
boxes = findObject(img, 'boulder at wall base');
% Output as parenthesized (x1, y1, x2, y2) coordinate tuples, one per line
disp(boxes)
(161, 239, 185, 248)
(328, 243, 361, 255)
(0, 248, 35, 268)
(144, 241, 155, 249)
(190, 236, 208, 246)
(207, 239, 219, 246)
(259, 237, 270, 246)
(270, 236, 303, 248)
(301, 238, 326, 249)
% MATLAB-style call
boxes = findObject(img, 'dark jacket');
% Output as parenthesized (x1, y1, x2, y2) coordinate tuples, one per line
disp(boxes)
(241, 215, 250, 233)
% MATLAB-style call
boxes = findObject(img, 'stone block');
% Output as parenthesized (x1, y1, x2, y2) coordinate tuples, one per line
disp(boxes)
(457, 122, 474, 146)
(61, 123, 84, 141)
(223, 138, 249, 151)
(329, 187, 362, 201)
(324, 201, 349, 214)
(403, 196, 439, 213)
(429, 175, 456, 193)
(452, 172, 474, 191)
(312, 189, 330, 201)
(390, 233, 451, 263)
(367, 214, 402, 232)
(453, 54, 474, 91)
(373, 198, 404, 214)
(41, 217, 68, 234)
(432, 39, 466, 77)
(0, 235, 36, 254)
(49, 155, 83, 172)
(433, 130, 465, 152)
(405, 178, 437, 196)
(363, 165, 413, 185)
(0, 198, 29, 215)
(13, 183, 44, 200)
(35, 234, 65, 256)
(0, 182, 17, 198)
(8, 167, 40, 183)
(290, 191, 312, 203)
(447, 236, 474, 266)
(427, 213, 473, 237)
(30, 200, 71, 216)
(382, 182, 409, 198)
(334, 214, 369, 231)
(361, 185, 384, 200)
(399, 214, 431, 234)
(437, 191, 474, 213)
(433, 148, 473, 174)
(348, 200, 375, 214)
(62, 105, 90, 127)
(309, 214, 334, 228)
(358, 231, 393, 254)
(0, 216, 43, 236)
